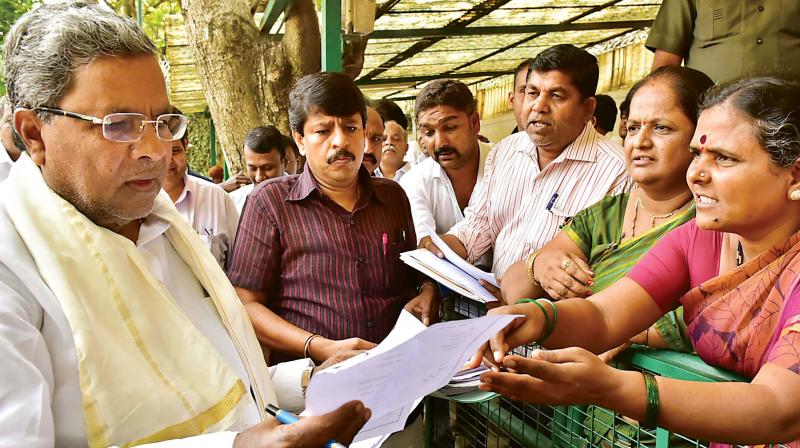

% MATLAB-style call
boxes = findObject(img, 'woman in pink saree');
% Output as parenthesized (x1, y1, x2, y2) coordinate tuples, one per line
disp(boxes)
(473, 76, 800, 447)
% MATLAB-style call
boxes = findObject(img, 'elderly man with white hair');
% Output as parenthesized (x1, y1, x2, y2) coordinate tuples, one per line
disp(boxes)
(0, 2, 368, 447)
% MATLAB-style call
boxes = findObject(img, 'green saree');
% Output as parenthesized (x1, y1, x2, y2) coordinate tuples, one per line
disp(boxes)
(562, 192, 695, 351)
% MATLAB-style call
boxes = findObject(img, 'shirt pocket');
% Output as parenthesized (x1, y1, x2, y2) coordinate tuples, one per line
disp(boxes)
(695, 0, 743, 44)
(199, 234, 228, 267)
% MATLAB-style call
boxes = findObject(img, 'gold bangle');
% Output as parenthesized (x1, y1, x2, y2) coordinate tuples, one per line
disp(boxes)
(303, 334, 320, 359)
(526, 250, 542, 286)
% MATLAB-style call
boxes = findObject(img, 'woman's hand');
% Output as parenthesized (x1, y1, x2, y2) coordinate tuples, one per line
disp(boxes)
(478, 348, 624, 406)
(598, 341, 632, 364)
(464, 302, 548, 369)
(534, 249, 594, 300)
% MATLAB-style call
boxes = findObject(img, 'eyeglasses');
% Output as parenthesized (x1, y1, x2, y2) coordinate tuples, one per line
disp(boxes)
(35, 106, 188, 143)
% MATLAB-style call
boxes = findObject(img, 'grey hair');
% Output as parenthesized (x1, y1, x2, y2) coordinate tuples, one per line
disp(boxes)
(701, 76, 800, 167)
(3, 1, 156, 120)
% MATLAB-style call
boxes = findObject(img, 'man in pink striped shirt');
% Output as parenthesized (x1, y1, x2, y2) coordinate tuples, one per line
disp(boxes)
(426, 44, 631, 279)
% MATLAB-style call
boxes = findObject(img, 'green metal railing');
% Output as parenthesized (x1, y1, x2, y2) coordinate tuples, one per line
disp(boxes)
(425, 296, 785, 448)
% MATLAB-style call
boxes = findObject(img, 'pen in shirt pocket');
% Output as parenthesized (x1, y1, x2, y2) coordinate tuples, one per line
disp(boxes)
(382, 232, 389, 257)
(545, 192, 559, 211)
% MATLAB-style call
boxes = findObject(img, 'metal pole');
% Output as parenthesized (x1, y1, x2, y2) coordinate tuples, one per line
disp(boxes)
(136, 0, 143, 25)
(321, 0, 343, 72)
(209, 120, 216, 166)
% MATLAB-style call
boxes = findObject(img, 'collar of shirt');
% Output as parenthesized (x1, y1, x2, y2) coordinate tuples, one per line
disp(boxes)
(136, 213, 172, 247)
(287, 164, 388, 207)
(174, 172, 195, 209)
(516, 122, 599, 164)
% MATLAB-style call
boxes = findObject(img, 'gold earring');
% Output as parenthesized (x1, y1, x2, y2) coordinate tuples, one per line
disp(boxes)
(791, 190, 800, 201)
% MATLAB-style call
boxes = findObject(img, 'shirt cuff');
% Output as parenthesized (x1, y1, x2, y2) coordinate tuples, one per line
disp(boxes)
(268, 358, 314, 413)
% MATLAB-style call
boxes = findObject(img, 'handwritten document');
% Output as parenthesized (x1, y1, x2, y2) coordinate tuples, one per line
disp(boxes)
(305, 311, 518, 441)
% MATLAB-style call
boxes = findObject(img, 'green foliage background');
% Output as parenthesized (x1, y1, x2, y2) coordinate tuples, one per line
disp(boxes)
(186, 112, 214, 177)
(0, 0, 36, 96)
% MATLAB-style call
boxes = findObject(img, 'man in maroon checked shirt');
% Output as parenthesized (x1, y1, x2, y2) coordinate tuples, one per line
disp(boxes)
(228, 72, 440, 367)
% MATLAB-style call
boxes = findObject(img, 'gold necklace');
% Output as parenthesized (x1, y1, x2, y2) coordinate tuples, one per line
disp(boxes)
(631, 191, 690, 237)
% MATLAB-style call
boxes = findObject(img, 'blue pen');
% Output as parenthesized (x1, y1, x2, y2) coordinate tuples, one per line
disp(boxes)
(545, 192, 559, 211)
(265, 404, 348, 448)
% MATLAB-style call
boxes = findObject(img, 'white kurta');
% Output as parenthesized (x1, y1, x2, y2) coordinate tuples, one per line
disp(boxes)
(173, 173, 240, 268)
(0, 198, 309, 447)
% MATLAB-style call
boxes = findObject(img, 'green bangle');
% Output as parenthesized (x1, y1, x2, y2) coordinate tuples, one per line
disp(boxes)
(537, 298, 558, 342)
(516, 298, 556, 343)
(641, 371, 660, 429)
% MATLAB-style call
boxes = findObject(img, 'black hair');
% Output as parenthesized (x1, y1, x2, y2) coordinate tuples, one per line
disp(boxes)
(702, 75, 800, 167)
(529, 44, 598, 100)
(281, 133, 300, 157)
(244, 125, 286, 158)
(624, 65, 714, 128)
(513, 59, 533, 87)
(619, 97, 630, 121)
(172, 105, 188, 146)
(414, 78, 476, 120)
(288, 71, 367, 136)
(593, 94, 617, 134)
(374, 98, 409, 130)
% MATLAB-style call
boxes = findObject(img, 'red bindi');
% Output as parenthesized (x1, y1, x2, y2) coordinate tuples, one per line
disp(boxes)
(700, 134, 708, 145)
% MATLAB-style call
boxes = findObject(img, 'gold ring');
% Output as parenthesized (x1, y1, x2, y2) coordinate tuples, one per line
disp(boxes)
(560, 259, 572, 271)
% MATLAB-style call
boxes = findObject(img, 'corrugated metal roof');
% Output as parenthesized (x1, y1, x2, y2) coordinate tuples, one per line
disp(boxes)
(164, 0, 662, 113)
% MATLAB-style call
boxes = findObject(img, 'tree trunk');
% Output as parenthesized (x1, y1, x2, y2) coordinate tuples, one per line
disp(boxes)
(180, 0, 322, 173)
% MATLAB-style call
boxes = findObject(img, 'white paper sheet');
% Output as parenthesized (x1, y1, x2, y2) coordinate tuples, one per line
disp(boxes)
(423, 224, 499, 287)
(304, 313, 519, 442)
(400, 249, 497, 303)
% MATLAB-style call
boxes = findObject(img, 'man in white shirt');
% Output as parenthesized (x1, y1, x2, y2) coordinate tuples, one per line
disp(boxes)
(362, 105, 384, 175)
(373, 99, 412, 181)
(378, 120, 411, 182)
(0, 96, 21, 181)
(508, 59, 532, 135)
(428, 44, 631, 278)
(400, 79, 490, 243)
(0, 4, 368, 447)
(230, 125, 286, 213)
(163, 119, 240, 268)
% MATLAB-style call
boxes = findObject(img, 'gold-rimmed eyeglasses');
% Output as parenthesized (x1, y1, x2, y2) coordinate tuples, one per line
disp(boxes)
(35, 106, 188, 143)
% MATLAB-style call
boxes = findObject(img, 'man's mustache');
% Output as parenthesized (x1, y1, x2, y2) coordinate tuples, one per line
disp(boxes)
(362, 153, 377, 164)
(434, 146, 458, 158)
(326, 149, 356, 164)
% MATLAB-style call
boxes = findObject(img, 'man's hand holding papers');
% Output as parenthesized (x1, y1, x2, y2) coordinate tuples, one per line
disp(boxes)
(403, 225, 500, 303)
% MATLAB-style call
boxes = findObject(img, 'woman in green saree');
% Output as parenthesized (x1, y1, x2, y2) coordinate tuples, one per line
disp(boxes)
(501, 65, 714, 354)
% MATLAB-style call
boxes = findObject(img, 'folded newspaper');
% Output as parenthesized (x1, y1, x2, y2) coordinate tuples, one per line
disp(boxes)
(400, 225, 498, 303)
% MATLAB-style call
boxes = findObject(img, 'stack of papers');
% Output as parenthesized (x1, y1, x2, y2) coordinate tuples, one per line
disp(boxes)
(305, 310, 518, 443)
(437, 365, 490, 396)
(400, 226, 499, 303)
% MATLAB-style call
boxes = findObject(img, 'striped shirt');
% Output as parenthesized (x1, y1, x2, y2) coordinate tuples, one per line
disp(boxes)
(448, 123, 631, 277)
(227, 167, 419, 363)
